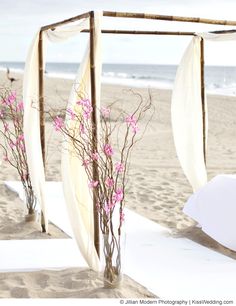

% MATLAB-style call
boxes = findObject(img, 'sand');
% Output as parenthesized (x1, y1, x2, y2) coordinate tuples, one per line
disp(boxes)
(0, 269, 155, 298)
(1, 69, 236, 297)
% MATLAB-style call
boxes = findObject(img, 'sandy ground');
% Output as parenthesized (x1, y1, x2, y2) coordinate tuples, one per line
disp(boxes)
(1, 69, 236, 297)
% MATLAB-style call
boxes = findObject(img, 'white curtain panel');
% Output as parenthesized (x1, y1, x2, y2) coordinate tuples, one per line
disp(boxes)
(61, 12, 102, 271)
(182, 32, 236, 251)
(23, 31, 49, 231)
(23, 13, 101, 270)
(44, 18, 89, 42)
(171, 36, 208, 192)
(172, 32, 236, 193)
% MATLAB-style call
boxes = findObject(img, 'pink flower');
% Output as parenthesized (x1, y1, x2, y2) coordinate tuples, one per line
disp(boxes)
(101, 107, 110, 118)
(0, 110, 4, 118)
(16, 135, 25, 151)
(82, 159, 90, 168)
(88, 180, 99, 188)
(125, 114, 139, 134)
(21, 173, 28, 181)
(131, 124, 139, 134)
(104, 202, 110, 215)
(115, 162, 124, 173)
(77, 99, 93, 120)
(77, 99, 91, 107)
(104, 143, 114, 156)
(3, 91, 16, 106)
(3, 123, 9, 132)
(113, 188, 124, 203)
(19, 143, 25, 152)
(53, 116, 64, 131)
(104, 201, 115, 215)
(125, 114, 136, 125)
(16, 101, 24, 112)
(80, 123, 85, 135)
(3, 155, 8, 162)
(91, 152, 99, 161)
(105, 177, 114, 188)
(17, 134, 24, 142)
(67, 108, 76, 120)
(96, 202, 101, 211)
(120, 211, 125, 224)
(9, 141, 15, 148)
(83, 105, 93, 120)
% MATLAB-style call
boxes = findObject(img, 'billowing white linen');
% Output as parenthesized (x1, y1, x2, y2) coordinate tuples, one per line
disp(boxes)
(172, 32, 236, 193)
(61, 12, 102, 271)
(179, 32, 236, 251)
(44, 19, 89, 42)
(23, 14, 101, 270)
(184, 174, 236, 251)
(171, 37, 208, 192)
(23, 31, 49, 232)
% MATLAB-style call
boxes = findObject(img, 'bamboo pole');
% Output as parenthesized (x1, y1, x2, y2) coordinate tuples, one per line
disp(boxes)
(200, 38, 206, 165)
(103, 11, 236, 26)
(211, 29, 236, 34)
(81, 29, 196, 36)
(90, 11, 100, 258)
(40, 11, 91, 31)
(38, 30, 46, 233)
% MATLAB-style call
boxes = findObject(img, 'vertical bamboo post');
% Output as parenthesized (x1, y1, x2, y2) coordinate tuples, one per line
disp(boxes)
(38, 30, 46, 233)
(90, 11, 100, 258)
(200, 37, 206, 165)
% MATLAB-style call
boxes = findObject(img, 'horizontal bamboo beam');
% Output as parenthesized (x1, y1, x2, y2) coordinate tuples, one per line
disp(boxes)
(81, 29, 195, 36)
(210, 29, 236, 34)
(40, 11, 236, 33)
(41, 11, 91, 31)
(103, 11, 236, 26)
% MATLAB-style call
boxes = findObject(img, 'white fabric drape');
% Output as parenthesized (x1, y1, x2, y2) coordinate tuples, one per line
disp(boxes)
(44, 19, 89, 42)
(171, 36, 207, 192)
(172, 32, 236, 192)
(23, 20, 90, 233)
(23, 31, 49, 231)
(23, 13, 101, 270)
(182, 32, 236, 250)
(61, 12, 102, 272)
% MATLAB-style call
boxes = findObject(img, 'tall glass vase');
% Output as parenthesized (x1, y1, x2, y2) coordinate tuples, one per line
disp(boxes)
(102, 231, 125, 288)
(23, 185, 37, 222)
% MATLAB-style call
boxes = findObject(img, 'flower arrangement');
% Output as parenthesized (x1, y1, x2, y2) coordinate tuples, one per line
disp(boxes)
(0, 89, 36, 219)
(52, 91, 153, 287)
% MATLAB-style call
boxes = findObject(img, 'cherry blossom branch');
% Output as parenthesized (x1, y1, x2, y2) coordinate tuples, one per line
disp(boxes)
(0, 88, 36, 214)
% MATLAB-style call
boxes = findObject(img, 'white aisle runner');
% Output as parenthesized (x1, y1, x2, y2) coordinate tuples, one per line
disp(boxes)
(0, 239, 87, 272)
(2, 181, 236, 299)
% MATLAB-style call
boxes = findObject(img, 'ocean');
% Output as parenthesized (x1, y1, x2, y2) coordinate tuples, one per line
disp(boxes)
(1, 61, 236, 96)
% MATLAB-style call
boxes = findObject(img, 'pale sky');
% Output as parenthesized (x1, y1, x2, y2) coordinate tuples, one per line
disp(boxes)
(1, 0, 236, 65)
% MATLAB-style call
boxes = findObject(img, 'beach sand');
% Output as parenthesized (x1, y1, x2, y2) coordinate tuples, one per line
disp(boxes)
(1, 70, 236, 297)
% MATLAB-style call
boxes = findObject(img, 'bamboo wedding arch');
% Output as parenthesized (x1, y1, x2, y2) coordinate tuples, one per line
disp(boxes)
(38, 11, 236, 257)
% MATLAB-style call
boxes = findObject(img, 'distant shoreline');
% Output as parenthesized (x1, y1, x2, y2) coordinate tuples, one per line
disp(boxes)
(1, 67, 236, 98)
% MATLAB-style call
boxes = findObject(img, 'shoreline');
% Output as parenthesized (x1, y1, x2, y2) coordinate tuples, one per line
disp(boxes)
(1, 68, 236, 98)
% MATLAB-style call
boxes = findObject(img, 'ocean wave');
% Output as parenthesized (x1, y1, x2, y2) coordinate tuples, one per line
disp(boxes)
(101, 76, 173, 90)
(0, 67, 24, 76)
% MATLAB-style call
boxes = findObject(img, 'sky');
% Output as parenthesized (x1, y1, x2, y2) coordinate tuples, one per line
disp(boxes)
(1, 0, 236, 65)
